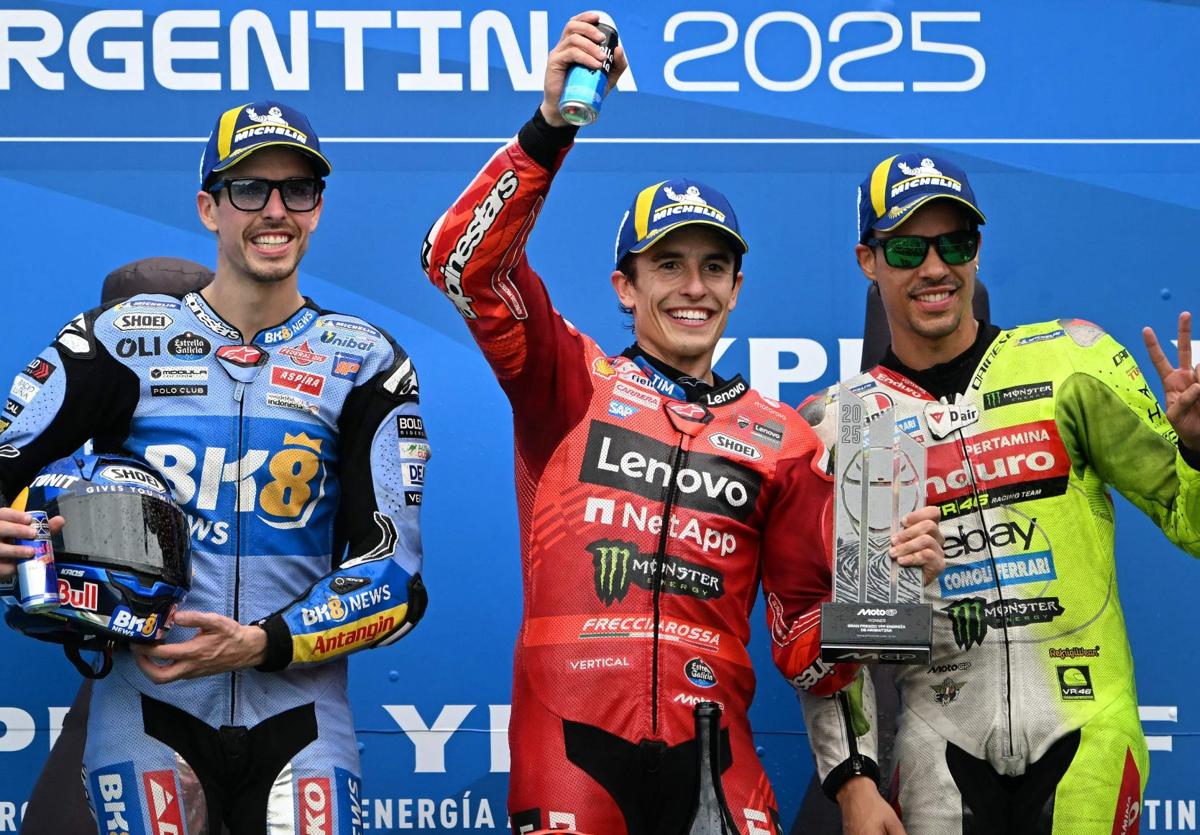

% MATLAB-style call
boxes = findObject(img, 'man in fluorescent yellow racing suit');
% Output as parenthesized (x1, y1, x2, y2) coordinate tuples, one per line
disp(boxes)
(796, 152, 1200, 834)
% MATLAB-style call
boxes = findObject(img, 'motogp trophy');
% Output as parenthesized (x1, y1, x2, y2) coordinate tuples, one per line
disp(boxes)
(820, 384, 932, 664)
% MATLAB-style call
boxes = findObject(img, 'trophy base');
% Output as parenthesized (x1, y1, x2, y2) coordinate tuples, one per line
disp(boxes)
(819, 602, 932, 665)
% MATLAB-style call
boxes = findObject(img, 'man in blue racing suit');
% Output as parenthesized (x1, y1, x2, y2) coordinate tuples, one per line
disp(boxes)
(0, 101, 428, 834)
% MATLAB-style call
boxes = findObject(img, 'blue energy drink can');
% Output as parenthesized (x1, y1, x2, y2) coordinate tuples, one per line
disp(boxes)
(558, 23, 618, 127)
(16, 510, 60, 613)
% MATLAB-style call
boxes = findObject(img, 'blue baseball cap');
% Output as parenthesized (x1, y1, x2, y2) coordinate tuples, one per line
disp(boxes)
(614, 178, 748, 268)
(856, 153, 985, 243)
(199, 100, 332, 190)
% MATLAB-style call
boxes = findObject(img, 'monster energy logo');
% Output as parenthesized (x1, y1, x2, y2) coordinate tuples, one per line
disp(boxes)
(589, 539, 725, 606)
(943, 598, 989, 650)
(943, 596, 1066, 650)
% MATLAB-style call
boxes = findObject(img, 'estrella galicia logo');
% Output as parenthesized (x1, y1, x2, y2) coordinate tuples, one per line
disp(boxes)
(588, 539, 725, 606)
(685, 657, 717, 688)
(943, 598, 988, 650)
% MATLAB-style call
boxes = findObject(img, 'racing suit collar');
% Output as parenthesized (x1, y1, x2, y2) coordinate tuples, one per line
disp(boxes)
(880, 320, 1002, 401)
(622, 344, 725, 404)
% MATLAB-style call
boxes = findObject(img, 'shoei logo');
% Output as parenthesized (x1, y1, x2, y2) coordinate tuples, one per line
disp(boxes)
(709, 433, 761, 461)
(114, 312, 173, 332)
(99, 466, 166, 492)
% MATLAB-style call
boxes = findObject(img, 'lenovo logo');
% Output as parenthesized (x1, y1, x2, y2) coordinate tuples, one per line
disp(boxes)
(579, 422, 761, 521)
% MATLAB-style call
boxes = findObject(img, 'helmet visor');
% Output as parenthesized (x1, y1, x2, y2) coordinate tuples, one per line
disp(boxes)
(52, 492, 190, 589)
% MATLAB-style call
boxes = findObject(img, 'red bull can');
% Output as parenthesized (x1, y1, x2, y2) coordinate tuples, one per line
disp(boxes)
(558, 24, 618, 127)
(16, 510, 59, 613)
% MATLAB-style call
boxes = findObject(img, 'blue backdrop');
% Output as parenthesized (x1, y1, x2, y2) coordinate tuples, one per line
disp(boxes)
(1, 1, 1198, 831)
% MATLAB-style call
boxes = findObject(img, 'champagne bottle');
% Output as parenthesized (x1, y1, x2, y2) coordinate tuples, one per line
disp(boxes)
(684, 701, 739, 834)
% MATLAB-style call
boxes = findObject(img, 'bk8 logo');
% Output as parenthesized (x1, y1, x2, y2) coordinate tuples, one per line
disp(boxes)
(144, 431, 329, 530)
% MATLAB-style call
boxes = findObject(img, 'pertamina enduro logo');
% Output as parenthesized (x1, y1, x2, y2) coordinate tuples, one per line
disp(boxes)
(926, 420, 1070, 519)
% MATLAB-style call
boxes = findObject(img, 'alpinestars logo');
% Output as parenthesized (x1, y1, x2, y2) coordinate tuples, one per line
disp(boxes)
(589, 539, 725, 605)
(943, 596, 1066, 650)
(441, 169, 519, 320)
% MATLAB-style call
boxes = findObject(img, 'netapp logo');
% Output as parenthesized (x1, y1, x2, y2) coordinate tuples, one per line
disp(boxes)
(579, 422, 761, 521)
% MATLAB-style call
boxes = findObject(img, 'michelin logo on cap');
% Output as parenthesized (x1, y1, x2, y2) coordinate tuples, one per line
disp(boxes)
(653, 185, 727, 224)
(856, 151, 985, 242)
(890, 158, 964, 203)
(199, 99, 332, 189)
(233, 106, 309, 147)
(614, 177, 748, 267)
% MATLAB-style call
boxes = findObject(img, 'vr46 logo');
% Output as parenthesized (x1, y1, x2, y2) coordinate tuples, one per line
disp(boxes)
(145, 432, 328, 530)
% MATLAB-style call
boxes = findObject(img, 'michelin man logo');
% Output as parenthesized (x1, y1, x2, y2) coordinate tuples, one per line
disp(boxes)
(663, 185, 708, 206)
(246, 106, 289, 126)
(898, 158, 943, 178)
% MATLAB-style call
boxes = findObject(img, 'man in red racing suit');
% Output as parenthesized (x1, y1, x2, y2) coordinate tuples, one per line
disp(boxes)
(420, 13, 944, 834)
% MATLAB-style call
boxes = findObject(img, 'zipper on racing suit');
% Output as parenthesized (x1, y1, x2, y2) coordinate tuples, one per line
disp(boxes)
(650, 433, 690, 735)
(230, 378, 247, 724)
(953, 429, 1017, 761)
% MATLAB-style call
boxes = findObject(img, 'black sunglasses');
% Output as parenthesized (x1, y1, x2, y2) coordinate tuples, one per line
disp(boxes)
(209, 177, 324, 212)
(866, 229, 979, 269)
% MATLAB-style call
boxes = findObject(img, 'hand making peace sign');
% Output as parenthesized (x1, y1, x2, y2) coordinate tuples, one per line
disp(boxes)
(1143, 311, 1200, 451)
